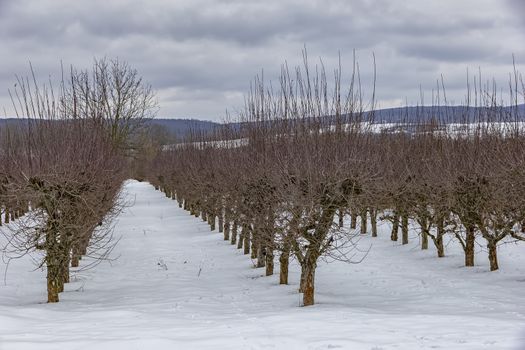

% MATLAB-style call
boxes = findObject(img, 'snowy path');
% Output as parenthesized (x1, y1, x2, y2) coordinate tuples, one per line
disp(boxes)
(1, 180, 525, 349)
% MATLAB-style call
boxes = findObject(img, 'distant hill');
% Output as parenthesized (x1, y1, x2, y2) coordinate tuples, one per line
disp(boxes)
(2, 104, 524, 140)
(369, 104, 525, 123)
(0, 118, 25, 128)
(0, 118, 223, 140)
(146, 118, 220, 139)
(148, 105, 525, 138)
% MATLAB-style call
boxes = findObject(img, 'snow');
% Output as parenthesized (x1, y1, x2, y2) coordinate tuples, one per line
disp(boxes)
(163, 138, 249, 151)
(1, 180, 525, 349)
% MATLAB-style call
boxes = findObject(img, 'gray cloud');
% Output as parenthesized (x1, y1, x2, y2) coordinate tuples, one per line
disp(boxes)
(506, 0, 525, 26)
(0, 0, 523, 120)
(397, 40, 499, 62)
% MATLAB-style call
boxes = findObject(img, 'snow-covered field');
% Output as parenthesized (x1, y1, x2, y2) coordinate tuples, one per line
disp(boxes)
(1, 180, 525, 350)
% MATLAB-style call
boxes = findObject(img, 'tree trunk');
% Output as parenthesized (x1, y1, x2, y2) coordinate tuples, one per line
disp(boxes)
(57, 275, 64, 293)
(71, 253, 80, 267)
(265, 248, 274, 276)
(243, 227, 250, 255)
(218, 212, 224, 233)
(58, 254, 70, 293)
(223, 222, 230, 241)
(79, 237, 89, 256)
(47, 265, 60, 303)
(71, 244, 81, 267)
(350, 211, 357, 229)
(487, 241, 498, 271)
(210, 215, 216, 231)
(435, 235, 444, 257)
(45, 218, 61, 303)
(465, 225, 475, 267)
(360, 208, 368, 234)
(279, 242, 290, 284)
(237, 226, 244, 249)
(231, 220, 238, 245)
(402, 214, 409, 245)
(391, 214, 399, 241)
(421, 228, 429, 250)
(254, 241, 262, 262)
(46, 248, 60, 303)
(301, 257, 317, 307)
(224, 209, 231, 240)
(338, 208, 344, 228)
(421, 218, 429, 250)
(250, 237, 259, 259)
(201, 210, 207, 222)
(61, 248, 71, 285)
(370, 209, 378, 237)
(299, 265, 307, 293)
(80, 244, 87, 256)
(435, 216, 445, 257)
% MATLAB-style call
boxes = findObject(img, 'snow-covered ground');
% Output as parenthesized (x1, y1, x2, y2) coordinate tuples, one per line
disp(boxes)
(1, 180, 525, 350)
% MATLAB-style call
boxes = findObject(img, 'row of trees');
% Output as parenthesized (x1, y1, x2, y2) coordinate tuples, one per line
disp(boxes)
(0, 58, 156, 302)
(146, 54, 525, 306)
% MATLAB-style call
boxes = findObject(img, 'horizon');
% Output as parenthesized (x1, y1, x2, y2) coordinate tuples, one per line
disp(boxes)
(1, 103, 524, 123)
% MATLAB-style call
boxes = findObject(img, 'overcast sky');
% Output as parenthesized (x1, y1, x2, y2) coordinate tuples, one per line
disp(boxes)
(0, 0, 523, 121)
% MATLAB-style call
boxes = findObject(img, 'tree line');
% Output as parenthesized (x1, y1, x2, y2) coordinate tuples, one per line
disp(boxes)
(146, 54, 525, 306)
(0, 58, 156, 302)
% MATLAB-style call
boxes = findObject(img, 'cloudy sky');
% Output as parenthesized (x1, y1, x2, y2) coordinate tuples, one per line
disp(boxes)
(0, 0, 523, 121)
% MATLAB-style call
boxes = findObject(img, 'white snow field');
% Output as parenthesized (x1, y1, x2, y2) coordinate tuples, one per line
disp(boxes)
(1, 180, 525, 350)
